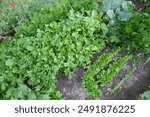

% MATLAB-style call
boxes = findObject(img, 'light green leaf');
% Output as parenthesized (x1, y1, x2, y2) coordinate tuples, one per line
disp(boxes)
(109, 36, 120, 43)
(26, 46, 33, 51)
(144, 91, 150, 100)
(106, 10, 115, 19)
(118, 12, 132, 21)
(122, 1, 128, 11)
(92, 46, 99, 51)
(41, 94, 50, 100)
(5, 59, 14, 67)
(0, 76, 4, 82)
(103, 0, 113, 11)
(92, 10, 97, 18)
(115, 0, 125, 7)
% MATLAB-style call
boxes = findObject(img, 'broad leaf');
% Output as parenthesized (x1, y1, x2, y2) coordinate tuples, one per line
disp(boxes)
(144, 91, 150, 100)
(118, 12, 132, 21)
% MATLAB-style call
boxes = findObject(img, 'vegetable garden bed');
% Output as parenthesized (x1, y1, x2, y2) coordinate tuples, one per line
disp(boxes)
(0, 0, 150, 100)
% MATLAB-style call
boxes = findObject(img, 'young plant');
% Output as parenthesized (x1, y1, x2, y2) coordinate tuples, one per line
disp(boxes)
(97, 55, 132, 85)
(108, 70, 131, 94)
(82, 47, 120, 99)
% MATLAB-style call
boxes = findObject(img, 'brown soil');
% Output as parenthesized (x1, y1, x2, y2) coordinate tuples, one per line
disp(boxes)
(132, 0, 150, 11)
(0, 29, 15, 42)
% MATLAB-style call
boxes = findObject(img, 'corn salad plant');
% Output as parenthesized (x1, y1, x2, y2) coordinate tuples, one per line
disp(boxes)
(0, 7, 107, 99)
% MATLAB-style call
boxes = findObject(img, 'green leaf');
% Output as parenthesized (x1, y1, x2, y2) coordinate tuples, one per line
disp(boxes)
(115, 0, 125, 7)
(106, 10, 115, 19)
(109, 36, 120, 43)
(144, 91, 150, 100)
(0, 76, 4, 82)
(118, 12, 132, 21)
(26, 46, 33, 51)
(92, 10, 97, 18)
(41, 94, 50, 100)
(5, 59, 14, 67)
(103, 0, 113, 11)
(144, 56, 150, 65)
(28, 93, 37, 100)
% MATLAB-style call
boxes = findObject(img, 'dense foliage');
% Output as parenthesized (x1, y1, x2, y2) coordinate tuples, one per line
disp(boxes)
(0, 0, 149, 99)
(108, 10, 150, 51)
(82, 48, 132, 99)
(0, 6, 106, 99)
(15, 0, 98, 37)
(0, 0, 49, 32)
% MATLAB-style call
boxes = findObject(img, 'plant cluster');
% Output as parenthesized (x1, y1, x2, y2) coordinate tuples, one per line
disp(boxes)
(108, 70, 131, 94)
(82, 48, 120, 99)
(0, 0, 149, 100)
(0, 0, 49, 32)
(107, 8, 150, 51)
(97, 55, 132, 85)
(15, 0, 99, 37)
(0, 5, 107, 99)
(103, 0, 132, 21)
(82, 47, 132, 99)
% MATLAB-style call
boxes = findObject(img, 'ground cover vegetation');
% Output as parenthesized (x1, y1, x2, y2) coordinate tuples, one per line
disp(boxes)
(0, 0, 149, 99)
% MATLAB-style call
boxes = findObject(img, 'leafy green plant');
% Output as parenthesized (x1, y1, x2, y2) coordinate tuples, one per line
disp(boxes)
(107, 9, 150, 51)
(108, 70, 131, 94)
(103, 0, 132, 21)
(83, 48, 120, 79)
(140, 87, 150, 100)
(0, 8, 107, 99)
(0, 0, 48, 32)
(82, 47, 132, 99)
(82, 48, 120, 99)
(15, 0, 99, 37)
(142, 91, 150, 100)
(97, 55, 132, 85)
(82, 76, 101, 99)
(0, 0, 149, 100)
